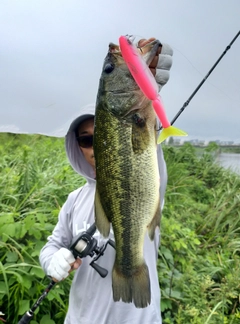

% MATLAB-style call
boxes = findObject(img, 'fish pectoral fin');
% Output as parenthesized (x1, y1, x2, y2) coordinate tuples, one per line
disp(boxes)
(157, 125, 188, 144)
(94, 188, 111, 238)
(147, 202, 161, 240)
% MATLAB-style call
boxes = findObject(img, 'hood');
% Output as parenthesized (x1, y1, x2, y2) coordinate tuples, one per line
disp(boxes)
(65, 104, 96, 183)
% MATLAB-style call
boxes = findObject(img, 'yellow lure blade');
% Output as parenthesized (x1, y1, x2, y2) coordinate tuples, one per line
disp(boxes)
(157, 126, 188, 144)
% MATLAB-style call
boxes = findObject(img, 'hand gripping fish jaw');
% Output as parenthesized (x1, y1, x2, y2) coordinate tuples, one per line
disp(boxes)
(17, 223, 115, 324)
(119, 35, 188, 143)
(70, 223, 116, 278)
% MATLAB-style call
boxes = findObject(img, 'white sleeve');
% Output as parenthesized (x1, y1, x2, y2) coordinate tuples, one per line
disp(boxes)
(39, 189, 80, 274)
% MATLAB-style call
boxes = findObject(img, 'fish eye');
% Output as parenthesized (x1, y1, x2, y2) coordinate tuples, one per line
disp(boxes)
(104, 63, 115, 73)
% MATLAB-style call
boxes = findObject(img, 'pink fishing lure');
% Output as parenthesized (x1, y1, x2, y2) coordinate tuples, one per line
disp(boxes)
(119, 35, 187, 143)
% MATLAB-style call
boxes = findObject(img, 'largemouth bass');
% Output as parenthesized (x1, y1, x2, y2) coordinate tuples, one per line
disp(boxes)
(94, 40, 161, 308)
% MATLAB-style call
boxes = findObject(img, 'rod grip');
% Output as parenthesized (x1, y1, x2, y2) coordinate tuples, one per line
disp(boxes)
(17, 312, 33, 324)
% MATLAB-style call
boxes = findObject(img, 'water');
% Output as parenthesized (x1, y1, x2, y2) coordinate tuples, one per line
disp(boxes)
(215, 153, 240, 174)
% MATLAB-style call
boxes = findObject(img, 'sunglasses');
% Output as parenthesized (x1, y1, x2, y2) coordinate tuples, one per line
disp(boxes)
(76, 135, 93, 148)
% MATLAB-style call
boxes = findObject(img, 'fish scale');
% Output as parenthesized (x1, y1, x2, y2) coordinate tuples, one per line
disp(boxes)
(94, 41, 161, 308)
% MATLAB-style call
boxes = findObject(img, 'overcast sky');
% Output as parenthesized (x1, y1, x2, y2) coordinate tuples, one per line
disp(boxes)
(0, 0, 239, 142)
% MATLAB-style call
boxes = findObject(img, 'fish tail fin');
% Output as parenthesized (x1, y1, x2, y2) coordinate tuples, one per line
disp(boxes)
(112, 263, 151, 308)
(112, 266, 132, 304)
(157, 125, 188, 144)
(132, 263, 151, 308)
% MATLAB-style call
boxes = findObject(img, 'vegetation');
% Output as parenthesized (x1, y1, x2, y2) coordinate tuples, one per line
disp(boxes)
(159, 143, 240, 323)
(169, 140, 240, 154)
(0, 133, 240, 323)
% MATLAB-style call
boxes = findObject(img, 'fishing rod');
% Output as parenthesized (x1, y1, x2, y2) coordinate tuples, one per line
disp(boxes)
(160, 30, 240, 129)
(18, 223, 115, 324)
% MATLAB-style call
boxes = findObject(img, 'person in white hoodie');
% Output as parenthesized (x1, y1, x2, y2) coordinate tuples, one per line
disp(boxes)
(40, 39, 173, 324)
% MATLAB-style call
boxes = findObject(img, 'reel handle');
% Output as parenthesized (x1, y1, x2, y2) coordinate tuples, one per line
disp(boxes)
(90, 261, 108, 278)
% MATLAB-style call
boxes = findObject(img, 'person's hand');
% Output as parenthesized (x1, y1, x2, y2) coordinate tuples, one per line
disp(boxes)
(47, 248, 82, 282)
(138, 38, 173, 92)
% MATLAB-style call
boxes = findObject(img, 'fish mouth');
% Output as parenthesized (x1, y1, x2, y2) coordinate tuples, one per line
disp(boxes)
(108, 38, 162, 66)
(109, 42, 120, 53)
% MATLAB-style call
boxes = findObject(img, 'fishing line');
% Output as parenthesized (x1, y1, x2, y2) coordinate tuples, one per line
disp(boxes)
(160, 30, 240, 130)
(172, 46, 204, 76)
(172, 47, 235, 103)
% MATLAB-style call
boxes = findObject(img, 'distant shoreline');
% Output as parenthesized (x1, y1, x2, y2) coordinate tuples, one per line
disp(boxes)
(166, 143, 240, 154)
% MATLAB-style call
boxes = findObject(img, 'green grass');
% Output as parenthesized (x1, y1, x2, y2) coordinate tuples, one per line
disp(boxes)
(159, 143, 240, 323)
(0, 134, 240, 323)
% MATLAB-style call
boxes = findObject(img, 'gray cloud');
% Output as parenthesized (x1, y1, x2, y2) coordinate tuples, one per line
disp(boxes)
(0, 0, 239, 142)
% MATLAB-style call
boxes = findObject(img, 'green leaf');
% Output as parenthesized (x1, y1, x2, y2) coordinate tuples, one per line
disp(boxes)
(15, 221, 28, 239)
(46, 290, 55, 301)
(161, 247, 174, 263)
(22, 275, 33, 290)
(31, 241, 45, 257)
(40, 314, 55, 324)
(24, 215, 35, 230)
(30, 267, 45, 279)
(18, 299, 30, 315)
(29, 226, 42, 240)
(161, 298, 172, 312)
(36, 213, 47, 226)
(6, 251, 19, 263)
(0, 223, 15, 237)
(165, 288, 183, 300)
(0, 214, 14, 226)
(0, 281, 7, 295)
(47, 288, 65, 307)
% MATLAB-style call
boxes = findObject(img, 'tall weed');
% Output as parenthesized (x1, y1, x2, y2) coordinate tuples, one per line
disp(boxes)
(1, 135, 240, 323)
(160, 143, 240, 323)
(0, 134, 84, 323)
